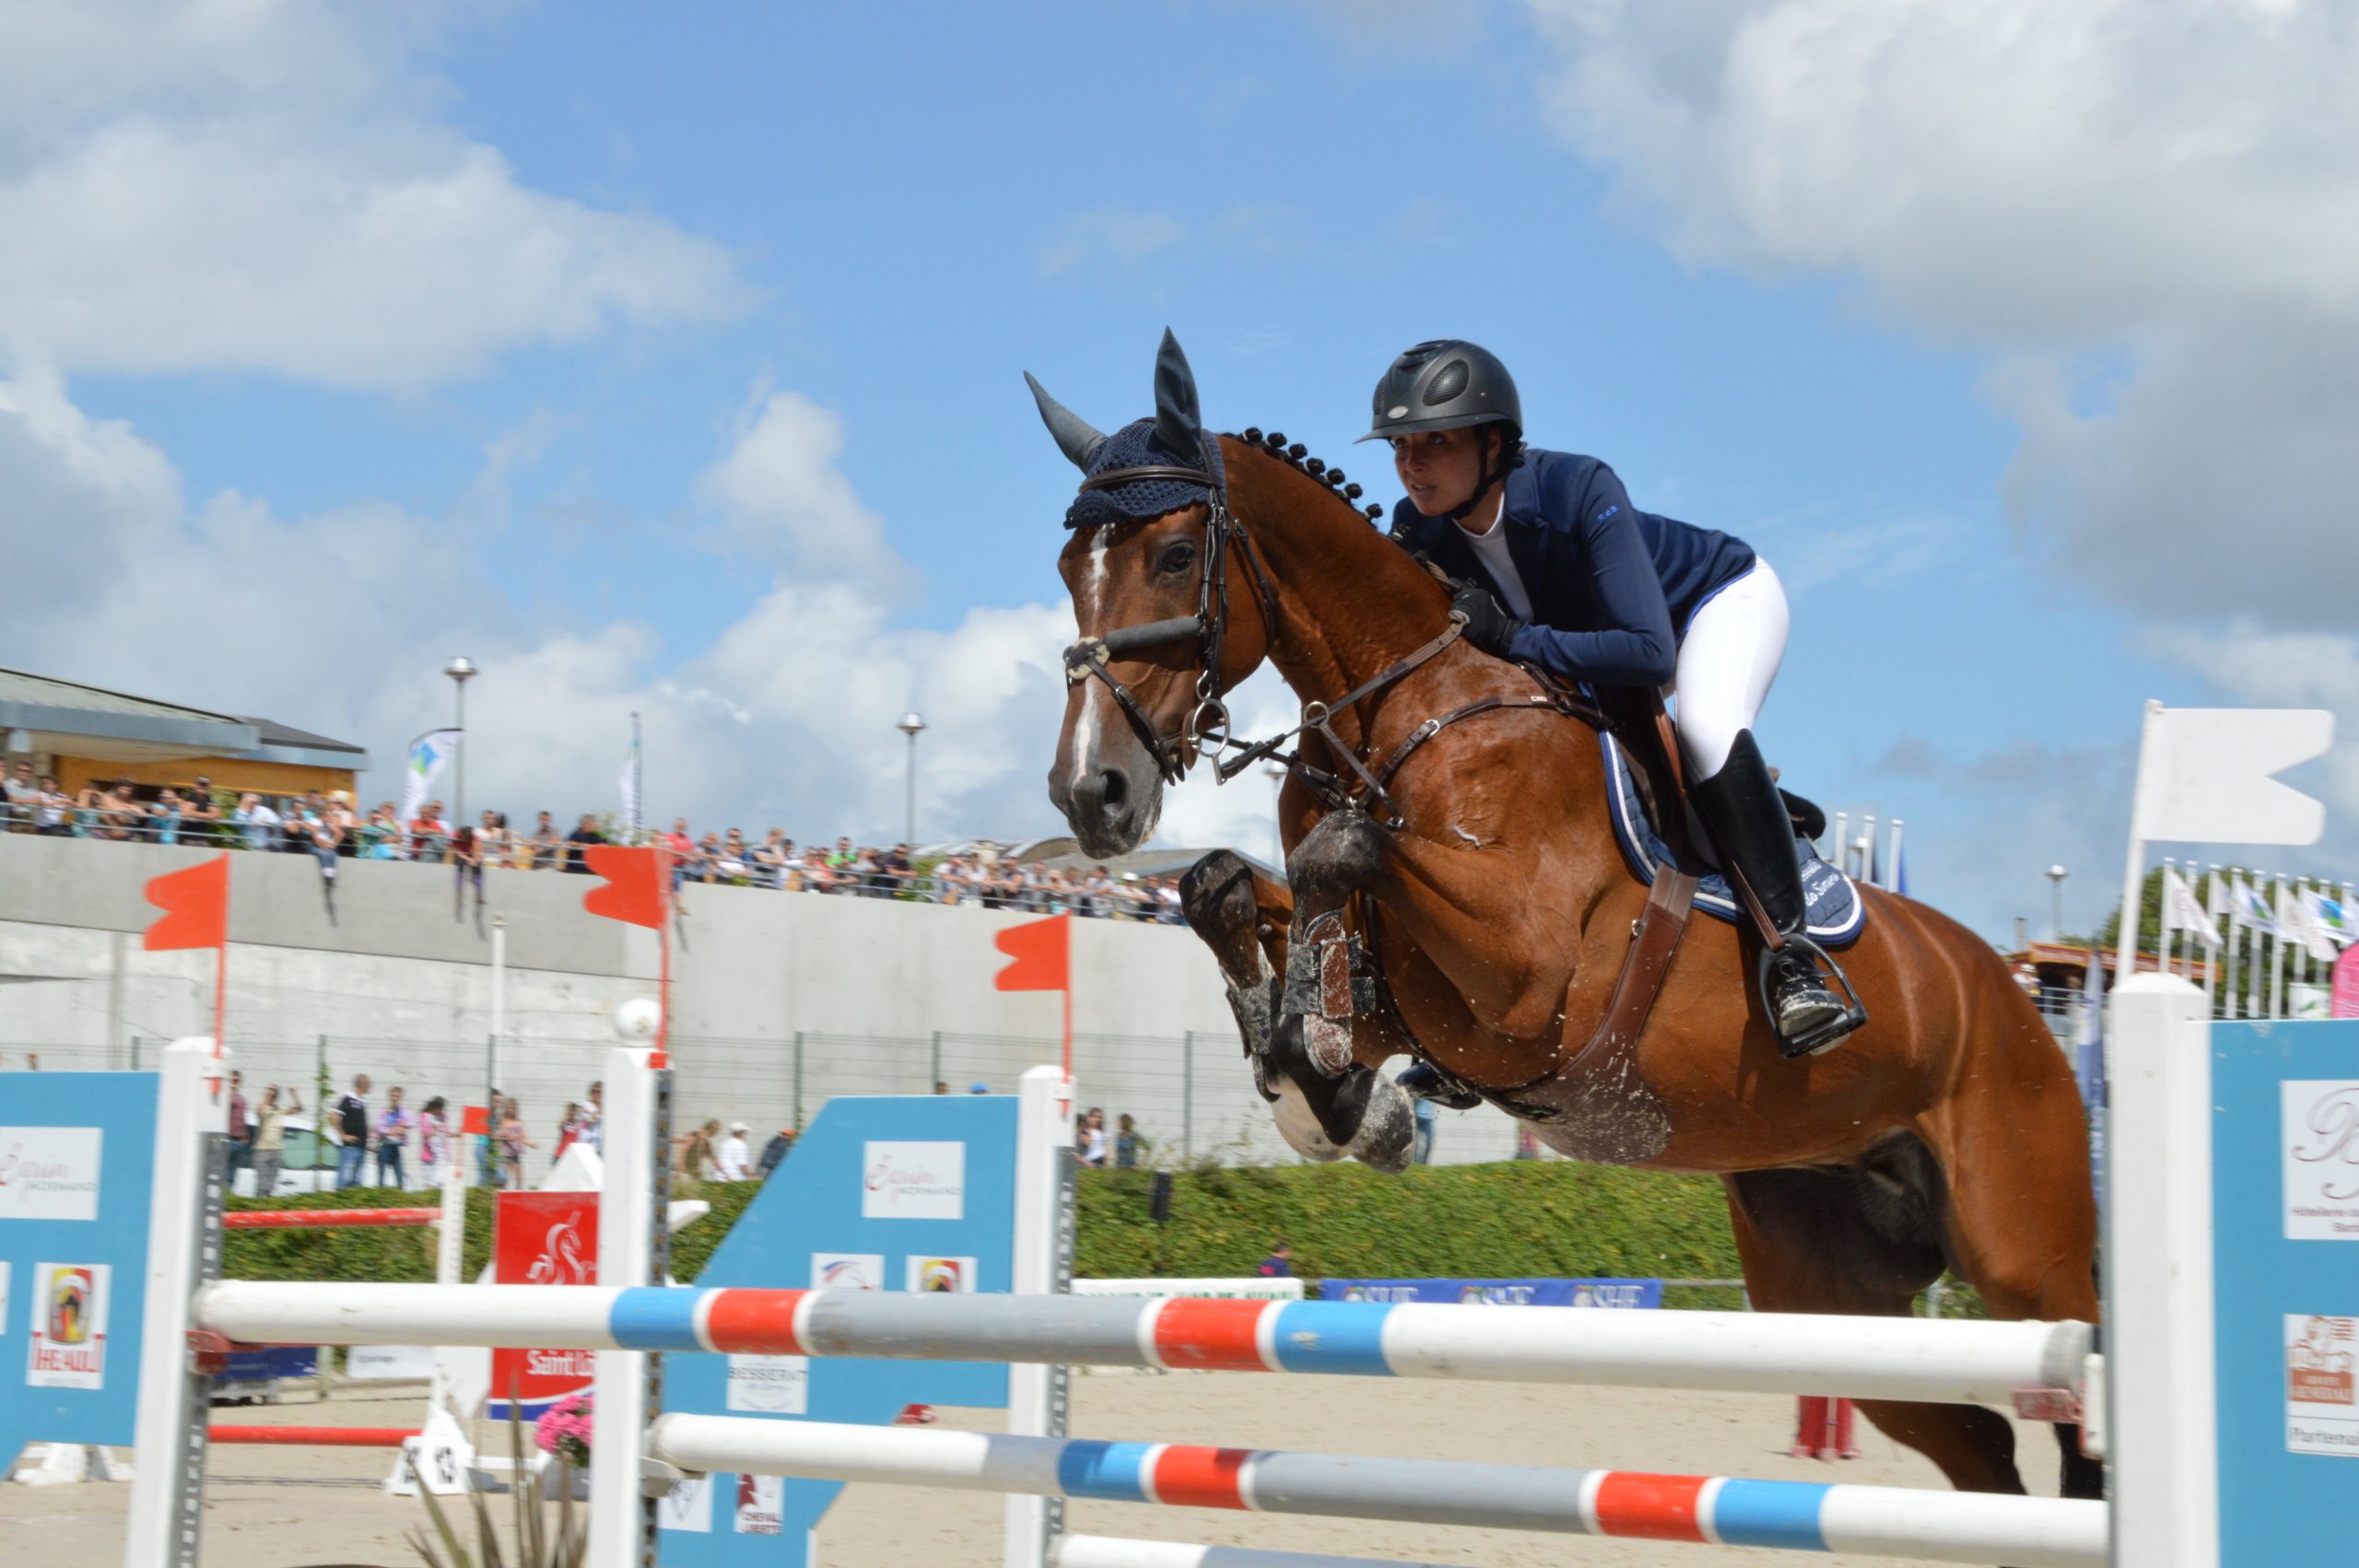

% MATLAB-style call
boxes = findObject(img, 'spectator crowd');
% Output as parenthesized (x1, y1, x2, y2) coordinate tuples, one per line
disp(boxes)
(1, 762, 1188, 923)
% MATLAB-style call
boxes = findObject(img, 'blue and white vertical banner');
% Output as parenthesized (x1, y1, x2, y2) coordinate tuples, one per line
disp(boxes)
(620, 711, 642, 838)
(400, 728, 461, 823)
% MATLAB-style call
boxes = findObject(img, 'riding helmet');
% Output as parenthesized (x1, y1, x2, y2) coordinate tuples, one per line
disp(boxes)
(1358, 339, 1522, 443)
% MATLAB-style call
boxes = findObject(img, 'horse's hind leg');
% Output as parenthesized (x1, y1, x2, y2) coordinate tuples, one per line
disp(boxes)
(1722, 1162, 2031, 1497)
(1920, 1030, 2106, 1501)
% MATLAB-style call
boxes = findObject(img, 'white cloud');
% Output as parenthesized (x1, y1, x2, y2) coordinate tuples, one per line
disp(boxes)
(0, 4, 746, 389)
(0, 371, 1080, 847)
(698, 389, 906, 588)
(1037, 209, 1187, 276)
(1526, 0, 2359, 626)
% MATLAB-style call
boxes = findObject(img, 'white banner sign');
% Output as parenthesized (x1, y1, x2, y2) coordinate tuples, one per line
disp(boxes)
(2133, 706, 2331, 846)
(860, 1141, 965, 1219)
(0, 1128, 102, 1220)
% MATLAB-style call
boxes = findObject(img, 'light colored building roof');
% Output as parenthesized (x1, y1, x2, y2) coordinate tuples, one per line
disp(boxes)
(0, 666, 365, 771)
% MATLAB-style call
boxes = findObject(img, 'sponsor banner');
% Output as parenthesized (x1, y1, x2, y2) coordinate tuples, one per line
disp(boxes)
(732, 1472, 784, 1535)
(218, 1345, 318, 1387)
(1320, 1277, 1665, 1309)
(659, 1472, 713, 1533)
(2283, 1080, 2359, 1240)
(811, 1252, 884, 1291)
(2287, 1315, 2359, 1458)
(346, 1344, 439, 1381)
(906, 1255, 976, 1293)
(1073, 1277, 1306, 1301)
(27, 1261, 110, 1388)
(0, 1128, 103, 1221)
(861, 1141, 965, 1219)
(725, 1354, 809, 1415)
(493, 1191, 600, 1413)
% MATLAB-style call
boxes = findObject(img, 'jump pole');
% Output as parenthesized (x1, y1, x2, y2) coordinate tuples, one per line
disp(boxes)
(641, 1416, 2108, 1568)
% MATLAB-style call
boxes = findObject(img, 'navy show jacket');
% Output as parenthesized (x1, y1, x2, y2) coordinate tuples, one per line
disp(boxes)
(1389, 448, 1755, 686)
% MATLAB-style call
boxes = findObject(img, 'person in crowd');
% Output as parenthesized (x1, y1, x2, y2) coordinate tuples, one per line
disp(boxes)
(477, 808, 512, 872)
(149, 787, 186, 846)
(715, 1120, 753, 1180)
(331, 1074, 370, 1189)
(663, 818, 696, 884)
(1114, 1113, 1147, 1170)
(753, 828, 789, 887)
(3, 760, 38, 830)
(1256, 1240, 1295, 1280)
(968, 1082, 990, 1094)
(1412, 1094, 1438, 1165)
(675, 1117, 721, 1181)
(564, 813, 604, 872)
(554, 1101, 582, 1161)
(756, 1124, 796, 1177)
(182, 778, 223, 841)
(1076, 1106, 1109, 1167)
(497, 1095, 535, 1188)
(478, 1086, 503, 1184)
(354, 802, 400, 859)
(298, 796, 343, 882)
(232, 791, 280, 851)
(933, 1081, 949, 1094)
(374, 1086, 414, 1187)
(452, 823, 484, 906)
(696, 829, 729, 883)
(325, 790, 358, 853)
(580, 1080, 604, 1153)
(717, 828, 754, 883)
(251, 1083, 298, 1197)
(98, 779, 146, 841)
(419, 1096, 450, 1185)
(33, 775, 71, 836)
(529, 810, 562, 869)
(407, 799, 452, 862)
(224, 1070, 252, 1188)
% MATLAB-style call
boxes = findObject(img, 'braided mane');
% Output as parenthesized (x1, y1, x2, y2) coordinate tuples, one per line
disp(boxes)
(1230, 427, 1387, 524)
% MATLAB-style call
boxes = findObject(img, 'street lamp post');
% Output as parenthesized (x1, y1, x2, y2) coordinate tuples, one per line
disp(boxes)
(1262, 758, 1288, 871)
(2046, 863, 2070, 941)
(442, 656, 477, 829)
(897, 712, 927, 848)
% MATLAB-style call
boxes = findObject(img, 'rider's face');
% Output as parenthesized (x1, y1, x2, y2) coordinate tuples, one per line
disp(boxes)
(1391, 427, 1492, 517)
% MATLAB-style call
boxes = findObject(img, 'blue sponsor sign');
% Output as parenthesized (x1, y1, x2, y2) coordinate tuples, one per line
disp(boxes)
(1319, 1277, 1663, 1309)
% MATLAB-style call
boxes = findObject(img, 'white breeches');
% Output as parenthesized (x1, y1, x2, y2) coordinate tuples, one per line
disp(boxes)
(1670, 558, 1790, 781)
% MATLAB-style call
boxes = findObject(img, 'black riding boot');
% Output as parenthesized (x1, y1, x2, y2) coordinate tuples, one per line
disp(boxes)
(1691, 730, 1860, 1058)
(1395, 1060, 1481, 1110)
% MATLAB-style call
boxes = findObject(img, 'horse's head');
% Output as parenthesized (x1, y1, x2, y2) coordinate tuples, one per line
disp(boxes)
(1030, 332, 1273, 858)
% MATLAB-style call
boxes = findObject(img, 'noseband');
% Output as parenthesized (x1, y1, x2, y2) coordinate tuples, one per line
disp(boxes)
(1062, 460, 1279, 785)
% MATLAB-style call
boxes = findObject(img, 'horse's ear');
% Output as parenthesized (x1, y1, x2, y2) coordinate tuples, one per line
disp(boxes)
(1025, 372, 1106, 472)
(1152, 328, 1205, 463)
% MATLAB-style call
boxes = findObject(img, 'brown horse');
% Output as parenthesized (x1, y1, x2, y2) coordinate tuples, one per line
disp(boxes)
(1032, 336, 2099, 1509)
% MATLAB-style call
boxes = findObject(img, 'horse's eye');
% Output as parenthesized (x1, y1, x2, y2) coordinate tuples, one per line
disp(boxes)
(1156, 543, 1196, 575)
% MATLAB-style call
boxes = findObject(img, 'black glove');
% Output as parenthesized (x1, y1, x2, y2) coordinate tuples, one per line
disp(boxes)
(1450, 584, 1523, 658)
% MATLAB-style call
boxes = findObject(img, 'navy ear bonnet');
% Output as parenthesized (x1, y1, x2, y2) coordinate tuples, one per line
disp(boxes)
(1064, 418, 1226, 531)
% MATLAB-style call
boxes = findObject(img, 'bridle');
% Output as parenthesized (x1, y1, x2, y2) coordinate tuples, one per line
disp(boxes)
(1060, 460, 1279, 785)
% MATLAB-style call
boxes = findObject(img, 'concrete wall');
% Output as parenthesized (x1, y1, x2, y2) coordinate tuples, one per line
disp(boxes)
(0, 836, 1524, 1171)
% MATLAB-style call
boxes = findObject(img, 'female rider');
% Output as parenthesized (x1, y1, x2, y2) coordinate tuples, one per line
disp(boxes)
(1362, 339, 1856, 1062)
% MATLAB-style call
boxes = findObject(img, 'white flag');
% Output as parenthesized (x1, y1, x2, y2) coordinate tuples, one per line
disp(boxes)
(2130, 705, 2331, 846)
(2274, 882, 2338, 965)
(400, 729, 461, 824)
(2163, 867, 2219, 949)
(2296, 887, 2346, 961)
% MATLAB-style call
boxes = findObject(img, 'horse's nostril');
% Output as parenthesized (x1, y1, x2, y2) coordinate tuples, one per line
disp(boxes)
(1099, 768, 1129, 811)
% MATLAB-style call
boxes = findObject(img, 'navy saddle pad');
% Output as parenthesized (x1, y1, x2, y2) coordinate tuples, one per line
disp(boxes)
(1598, 731, 1865, 948)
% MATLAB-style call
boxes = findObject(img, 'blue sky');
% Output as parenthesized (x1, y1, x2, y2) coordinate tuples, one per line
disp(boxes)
(6, 1, 2354, 943)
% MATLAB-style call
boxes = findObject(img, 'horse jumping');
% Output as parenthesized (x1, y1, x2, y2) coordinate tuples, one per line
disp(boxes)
(1030, 333, 2101, 1509)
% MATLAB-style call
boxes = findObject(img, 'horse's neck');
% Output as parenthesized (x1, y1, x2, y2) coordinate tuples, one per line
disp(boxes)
(1225, 444, 1449, 714)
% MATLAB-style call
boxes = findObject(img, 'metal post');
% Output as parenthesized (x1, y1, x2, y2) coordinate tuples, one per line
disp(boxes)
(931, 1030, 943, 1093)
(897, 711, 927, 849)
(1180, 1031, 1195, 1162)
(792, 1030, 804, 1129)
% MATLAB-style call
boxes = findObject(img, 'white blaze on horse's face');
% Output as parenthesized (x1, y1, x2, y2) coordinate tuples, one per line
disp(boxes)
(1070, 527, 1113, 776)
(1051, 521, 1172, 860)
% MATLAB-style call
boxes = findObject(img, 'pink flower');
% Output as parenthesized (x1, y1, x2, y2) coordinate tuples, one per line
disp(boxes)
(534, 1392, 594, 1465)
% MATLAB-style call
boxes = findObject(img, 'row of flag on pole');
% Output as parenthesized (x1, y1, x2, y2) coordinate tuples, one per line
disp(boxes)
(1829, 812, 1908, 897)
(2154, 863, 2353, 960)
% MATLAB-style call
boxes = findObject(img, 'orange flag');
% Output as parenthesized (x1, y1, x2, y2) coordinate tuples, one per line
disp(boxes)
(993, 912, 1071, 992)
(143, 854, 229, 951)
(581, 845, 667, 930)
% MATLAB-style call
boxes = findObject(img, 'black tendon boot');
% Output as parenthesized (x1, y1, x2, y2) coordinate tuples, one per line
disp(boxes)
(1690, 731, 1863, 1058)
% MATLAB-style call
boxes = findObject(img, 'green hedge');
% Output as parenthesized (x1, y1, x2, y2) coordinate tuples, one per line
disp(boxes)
(221, 1164, 1741, 1290)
